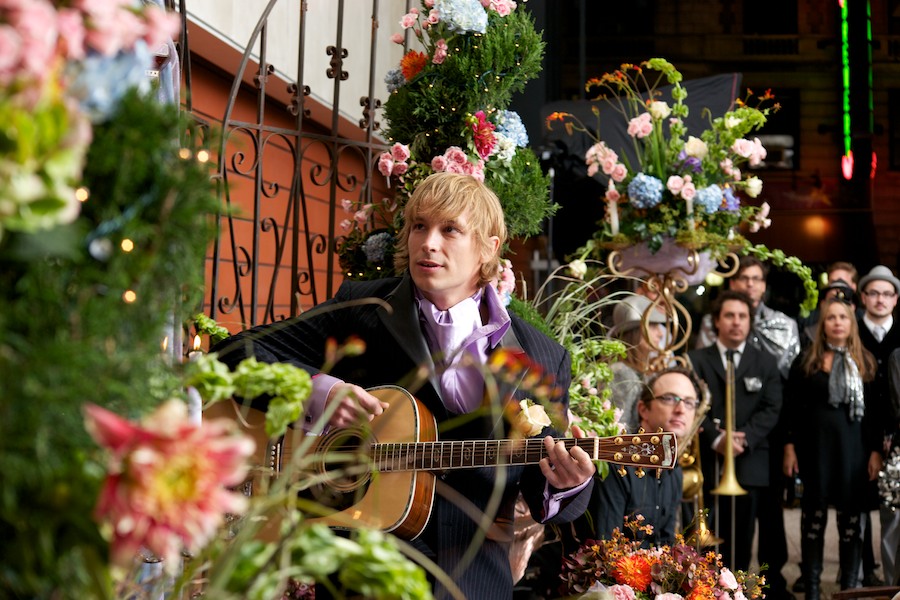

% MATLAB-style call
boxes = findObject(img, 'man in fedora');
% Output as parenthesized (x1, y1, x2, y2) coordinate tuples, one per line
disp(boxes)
(857, 265, 900, 586)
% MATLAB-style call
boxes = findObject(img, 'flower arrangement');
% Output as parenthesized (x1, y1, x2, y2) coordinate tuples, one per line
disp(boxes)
(338, 0, 554, 280)
(546, 59, 773, 257)
(562, 521, 766, 600)
(547, 59, 818, 316)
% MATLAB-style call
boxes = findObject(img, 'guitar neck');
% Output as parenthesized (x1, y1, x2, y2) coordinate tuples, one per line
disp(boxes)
(371, 434, 675, 472)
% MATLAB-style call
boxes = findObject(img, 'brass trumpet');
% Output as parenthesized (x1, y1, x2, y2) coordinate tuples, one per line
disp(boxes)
(711, 351, 747, 496)
(679, 376, 722, 547)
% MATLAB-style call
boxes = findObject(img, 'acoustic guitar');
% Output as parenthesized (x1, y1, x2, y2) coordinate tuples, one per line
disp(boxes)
(217, 385, 678, 540)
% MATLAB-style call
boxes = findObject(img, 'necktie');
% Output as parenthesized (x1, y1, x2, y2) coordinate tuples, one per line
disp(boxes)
(874, 326, 886, 343)
(422, 298, 485, 414)
(724, 348, 737, 369)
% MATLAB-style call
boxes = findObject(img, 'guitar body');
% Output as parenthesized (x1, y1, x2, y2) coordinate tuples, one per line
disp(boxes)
(210, 385, 677, 542)
(302, 385, 438, 539)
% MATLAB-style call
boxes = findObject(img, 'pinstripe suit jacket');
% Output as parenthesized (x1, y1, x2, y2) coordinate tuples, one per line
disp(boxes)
(213, 274, 589, 599)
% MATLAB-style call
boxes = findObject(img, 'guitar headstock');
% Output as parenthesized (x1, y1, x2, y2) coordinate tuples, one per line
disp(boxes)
(596, 432, 678, 475)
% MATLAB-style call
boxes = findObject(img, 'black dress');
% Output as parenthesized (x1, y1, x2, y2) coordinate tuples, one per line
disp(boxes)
(785, 364, 870, 512)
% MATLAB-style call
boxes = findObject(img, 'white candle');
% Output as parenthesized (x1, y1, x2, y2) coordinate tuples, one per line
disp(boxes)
(608, 199, 620, 236)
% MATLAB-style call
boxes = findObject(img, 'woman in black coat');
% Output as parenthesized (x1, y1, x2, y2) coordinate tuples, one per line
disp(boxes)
(782, 297, 879, 600)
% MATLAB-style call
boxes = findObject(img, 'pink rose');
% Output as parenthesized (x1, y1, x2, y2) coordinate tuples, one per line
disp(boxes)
(354, 209, 369, 225)
(391, 162, 408, 176)
(748, 137, 767, 166)
(610, 164, 628, 182)
(601, 157, 618, 175)
(681, 181, 697, 200)
(339, 218, 352, 231)
(610, 584, 636, 600)
(718, 568, 738, 590)
(445, 146, 468, 165)
(431, 155, 447, 171)
(667, 175, 685, 195)
(627, 112, 653, 138)
(400, 12, 417, 29)
(391, 32, 404, 44)
(378, 152, 394, 176)
(731, 138, 755, 159)
(340, 198, 353, 212)
(432, 38, 448, 64)
(424, 0, 435, 6)
(427, 9, 440, 25)
(605, 187, 621, 202)
(587, 163, 599, 177)
(391, 142, 410, 162)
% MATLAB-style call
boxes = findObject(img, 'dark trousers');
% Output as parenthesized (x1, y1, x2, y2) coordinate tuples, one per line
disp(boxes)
(758, 478, 790, 595)
(714, 485, 763, 571)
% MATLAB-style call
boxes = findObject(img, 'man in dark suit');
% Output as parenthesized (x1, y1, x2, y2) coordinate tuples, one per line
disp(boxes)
(688, 289, 783, 574)
(857, 265, 900, 586)
(212, 172, 596, 599)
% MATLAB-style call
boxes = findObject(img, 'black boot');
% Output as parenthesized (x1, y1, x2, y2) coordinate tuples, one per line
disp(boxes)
(838, 511, 863, 590)
(801, 509, 826, 600)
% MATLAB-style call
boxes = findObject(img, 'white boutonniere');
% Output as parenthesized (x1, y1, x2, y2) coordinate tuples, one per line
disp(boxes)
(744, 376, 762, 393)
(514, 398, 552, 437)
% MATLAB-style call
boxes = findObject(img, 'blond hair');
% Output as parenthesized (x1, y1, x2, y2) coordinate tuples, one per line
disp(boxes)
(394, 172, 507, 287)
(803, 297, 876, 380)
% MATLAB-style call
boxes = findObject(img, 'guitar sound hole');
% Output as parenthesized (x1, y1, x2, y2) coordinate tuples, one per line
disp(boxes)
(298, 428, 372, 514)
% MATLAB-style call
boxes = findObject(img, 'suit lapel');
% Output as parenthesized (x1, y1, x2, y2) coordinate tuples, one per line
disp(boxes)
(377, 275, 443, 404)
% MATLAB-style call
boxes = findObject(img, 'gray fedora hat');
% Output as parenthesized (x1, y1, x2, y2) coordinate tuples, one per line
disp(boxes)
(608, 295, 667, 338)
(858, 265, 900, 294)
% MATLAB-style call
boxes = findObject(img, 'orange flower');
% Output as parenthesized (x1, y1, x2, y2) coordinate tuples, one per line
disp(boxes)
(686, 582, 717, 600)
(612, 554, 654, 590)
(400, 50, 428, 80)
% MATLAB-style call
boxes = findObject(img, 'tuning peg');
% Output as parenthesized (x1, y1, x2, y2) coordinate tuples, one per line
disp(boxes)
(635, 467, 646, 478)
(657, 427, 664, 433)
(637, 427, 646, 434)
(617, 466, 627, 477)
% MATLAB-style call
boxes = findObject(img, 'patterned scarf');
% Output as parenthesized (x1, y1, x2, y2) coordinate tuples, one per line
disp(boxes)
(826, 343, 865, 422)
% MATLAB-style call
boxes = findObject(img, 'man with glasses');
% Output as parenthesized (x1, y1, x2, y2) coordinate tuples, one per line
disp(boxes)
(689, 290, 783, 585)
(577, 367, 701, 548)
(857, 266, 900, 586)
(697, 256, 800, 379)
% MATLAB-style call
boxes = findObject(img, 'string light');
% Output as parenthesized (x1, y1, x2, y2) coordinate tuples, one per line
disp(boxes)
(75, 187, 90, 202)
(120, 239, 134, 252)
(122, 290, 137, 303)
(196, 149, 210, 163)
(178, 148, 192, 160)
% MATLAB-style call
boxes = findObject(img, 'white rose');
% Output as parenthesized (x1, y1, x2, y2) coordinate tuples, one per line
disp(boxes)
(745, 176, 763, 198)
(725, 116, 742, 129)
(517, 399, 551, 437)
(568, 259, 588, 280)
(648, 100, 671, 120)
(683, 136, 708, 159)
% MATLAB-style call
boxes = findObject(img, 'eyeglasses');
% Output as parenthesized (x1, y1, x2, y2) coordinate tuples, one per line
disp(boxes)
(735, 275, 765, 285)
(653, 394, 700, 410)
(863, 290, 897, 299)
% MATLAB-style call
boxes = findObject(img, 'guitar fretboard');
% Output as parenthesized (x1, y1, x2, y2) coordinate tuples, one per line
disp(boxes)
(368, 436, 669, 472)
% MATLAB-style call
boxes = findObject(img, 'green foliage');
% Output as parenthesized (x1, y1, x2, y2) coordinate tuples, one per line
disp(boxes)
(486, 147, 555, 238)
(0, 90, 220, 598)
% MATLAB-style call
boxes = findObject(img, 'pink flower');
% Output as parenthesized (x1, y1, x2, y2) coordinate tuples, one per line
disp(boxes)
(748, 137, 767, 166)
(378, 152, 394, 176)
(432, 38, 448, 64)
(354, 209, 369, 224)
(142, 5, 181, 54)
(84, 400, 255, 569)
(0, 26, 23, 85)
(390, 32, 404, 44)
(610, 584, 637, 600)
(681, 181, 697, 200)
(340, 218, 352, 231)
(627, 112, 653, 138)
(391, 162, 408, 176)
(340, 198, 353, 212)
(731, 138, 755, 159)
(610, 164, 628, 182)
(667, 175, 685, 196)
(431, 155, 447, 171)
(427, 9, 440, 26)
(400, 12, 418, 29)
(56, 8, 86, 60)
(424, 0, 435, 6)
(718, 568, 738, 590)
(391, 142, 410, 162)
(605, 184, 621, 203)
(445, 146, 468, 165)
(485, 0, 517, 16)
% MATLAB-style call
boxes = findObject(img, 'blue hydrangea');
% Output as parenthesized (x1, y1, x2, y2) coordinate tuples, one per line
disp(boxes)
(496, 111, 529, 147)
(722, 186, 740, 212)
(436, 0, 488, 34)
(66, 42, 153, 123)
(627, 173, 664, 209)
(385, 68, 406, 93)
(695, 184, 723, 213)
(363, 232, 394, 264)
